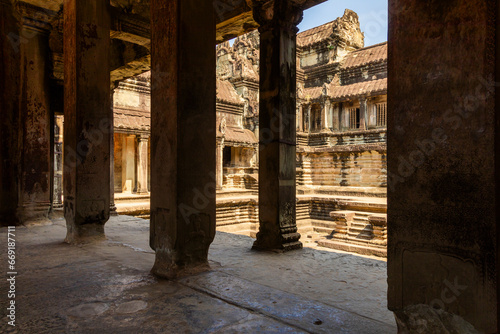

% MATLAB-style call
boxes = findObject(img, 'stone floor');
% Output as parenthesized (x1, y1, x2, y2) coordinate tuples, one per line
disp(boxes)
(0, 216, 396, 333)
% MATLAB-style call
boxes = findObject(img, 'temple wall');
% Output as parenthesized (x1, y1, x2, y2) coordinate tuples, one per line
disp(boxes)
(297, 150, 386, 189)
(388, 0, 497, 331)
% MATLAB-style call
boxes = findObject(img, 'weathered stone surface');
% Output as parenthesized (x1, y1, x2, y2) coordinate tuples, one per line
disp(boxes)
(394, 304, 479, 334)
(63, 0, 111, 242)
(251, 0, 303, 252)
(0, 0, 21, 225)
(0, 215, 396, 332)
(150, 0, 216, 278)
(17, 14, 53, 223)
(387, 0, 498, 332)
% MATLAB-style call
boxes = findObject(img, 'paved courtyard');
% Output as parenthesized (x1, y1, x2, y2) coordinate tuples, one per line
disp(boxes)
(0, 216, 396, 333)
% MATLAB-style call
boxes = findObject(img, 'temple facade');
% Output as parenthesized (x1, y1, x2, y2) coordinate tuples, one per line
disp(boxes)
(2, 0, 500, 331)
(104, 9, 388, 256)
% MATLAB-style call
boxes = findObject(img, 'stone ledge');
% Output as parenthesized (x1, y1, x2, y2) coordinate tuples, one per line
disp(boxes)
(318, 239, 387, 257)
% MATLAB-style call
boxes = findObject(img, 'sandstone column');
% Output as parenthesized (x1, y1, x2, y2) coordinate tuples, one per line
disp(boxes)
(306, 104, 311, 133)
(136, 134, 149, 194)
(150, 0, 216, 278)
(109, 88, 117, 215)
(297, 105, 303, 132)
(63, 0, 111, 243)
(16, 4, 55, 223)
(324, 100, 332, 130)
(252, 0, 303, 251)
(332, 103, 340, 131)
(216, 140, 224, 190)
(53, 114, 64, 209)
(0, 0, 20, 225)
(359, 98, 367, 130)
(388, 0, 499, 332)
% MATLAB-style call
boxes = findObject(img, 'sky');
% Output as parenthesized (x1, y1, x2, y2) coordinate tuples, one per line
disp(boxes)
(298, 0, 388, 47)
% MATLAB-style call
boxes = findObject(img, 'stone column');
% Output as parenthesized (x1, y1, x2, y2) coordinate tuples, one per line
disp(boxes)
(332, 103, 340, 131)
(0, 0, 20, 225)
(388, 0, 498, 332)
(297, 105, 303, 132)
(63, 0, 111, 243)
(340, 103, 349, 131)
(109, 87, 117, 215)
(15, 3, 55, 224)
(53, 115, 64, 209)
(359, 98, 367, 130)
(150, 0, 216, 278)
(252, 0, 303, 252)
(306, 104, 312, 133)
(324, 100, 332, 130)
(136, 134, 149, 194)
(216, 140, 224, 190)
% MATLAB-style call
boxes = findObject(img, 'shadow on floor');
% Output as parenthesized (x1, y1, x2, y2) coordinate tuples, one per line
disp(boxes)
(0, 216, 396, 333)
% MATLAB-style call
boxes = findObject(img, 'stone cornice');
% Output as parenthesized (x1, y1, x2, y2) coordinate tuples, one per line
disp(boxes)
(16, 2, 57, 33)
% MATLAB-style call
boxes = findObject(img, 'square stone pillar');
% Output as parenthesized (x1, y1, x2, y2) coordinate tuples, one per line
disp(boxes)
(216, 140, 224, 190)
(150, 0, 216, 278)
(63, 0, 111, 243)
(359, 98, 367, 130)
(388, 0, 499, 332)
(136, 134, 149, 195)
(0, 0, 20, 225)
(332, 103, 340, 131)
(297, 105, 303, 132)
(17, 4, 56, 224)
(306, 104, 312, 133)
(340, 103, 349, 131)
(324, 100, 332, 130)
(251, 0, 303, 252)
(109, 87, 117, 215)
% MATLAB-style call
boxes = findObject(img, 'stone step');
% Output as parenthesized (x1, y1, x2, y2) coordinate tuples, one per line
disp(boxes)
(317, 239, 387, 257)
(313, 227, 335, 235)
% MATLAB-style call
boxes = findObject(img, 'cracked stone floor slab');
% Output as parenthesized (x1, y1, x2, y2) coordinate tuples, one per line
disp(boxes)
(0, 216, 396, 333)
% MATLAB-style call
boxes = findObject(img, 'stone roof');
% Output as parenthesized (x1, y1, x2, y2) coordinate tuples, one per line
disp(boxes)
(216, 123, 257, 145)
(302, 78, 387, 101)
(217, 79, 245, 105)
(114, 108, 150, 132)
(342, 42, 387, 69)
(224, 127, 258, 144)
(298, 20, 338, 48)
(297, 9, 364, 49)
(330, 78, 387, 100)
(303, 86, 323, 100)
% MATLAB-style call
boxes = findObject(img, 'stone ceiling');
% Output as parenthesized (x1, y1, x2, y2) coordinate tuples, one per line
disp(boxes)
(18, 0, 326, 83)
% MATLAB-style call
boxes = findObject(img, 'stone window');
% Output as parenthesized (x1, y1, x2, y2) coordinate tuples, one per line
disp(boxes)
(311, 104, 322, 132)
(302, 107, 309, 131)
(376, 103, 387, 127)
(349, 108, 360, 129)
(223, 146, 232, 167)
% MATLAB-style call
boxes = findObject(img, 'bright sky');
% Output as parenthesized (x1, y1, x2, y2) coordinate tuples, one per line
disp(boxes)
(298, 0, 388, 47)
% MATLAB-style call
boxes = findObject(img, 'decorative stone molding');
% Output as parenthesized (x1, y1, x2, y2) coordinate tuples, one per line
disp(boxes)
(16, 2, 57, 33)
(251, 0, 304, 33)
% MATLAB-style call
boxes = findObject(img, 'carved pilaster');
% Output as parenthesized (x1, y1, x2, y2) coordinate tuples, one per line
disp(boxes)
(16, 1, 57, 223)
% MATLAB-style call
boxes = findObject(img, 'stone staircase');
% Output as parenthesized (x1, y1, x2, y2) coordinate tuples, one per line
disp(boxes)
(315, 199, 387, 257)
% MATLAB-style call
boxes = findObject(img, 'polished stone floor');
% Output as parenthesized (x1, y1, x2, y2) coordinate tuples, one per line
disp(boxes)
(0, 216, 396, 333)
